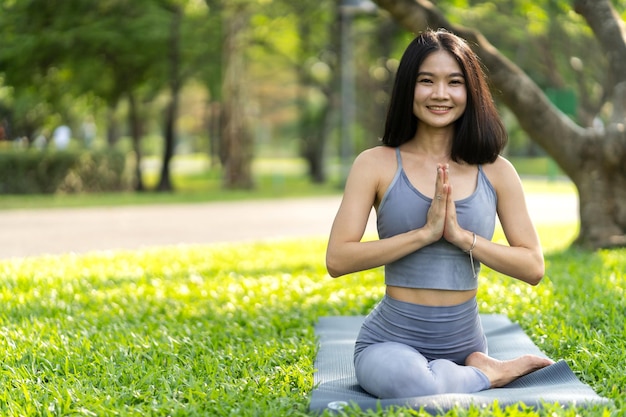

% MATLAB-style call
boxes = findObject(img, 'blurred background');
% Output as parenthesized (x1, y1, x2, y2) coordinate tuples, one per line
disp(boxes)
(0, 0, 621, 197)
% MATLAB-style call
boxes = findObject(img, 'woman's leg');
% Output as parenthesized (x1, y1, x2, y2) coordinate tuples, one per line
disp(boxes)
(354, 342, 490, 399)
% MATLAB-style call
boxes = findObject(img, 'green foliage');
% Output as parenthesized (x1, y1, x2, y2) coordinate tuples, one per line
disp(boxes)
(0, 224, 622, 415)
(0, 0, 213, 145)
(59, 149, 130, 193)
(0, 155, 344, 209)
(0, 150, 75, 194)
(439, 0, 626, 155)
(0, 149, 130, 194)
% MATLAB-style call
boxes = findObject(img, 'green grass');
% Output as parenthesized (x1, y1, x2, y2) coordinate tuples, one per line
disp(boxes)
(0, 223, 623, 416)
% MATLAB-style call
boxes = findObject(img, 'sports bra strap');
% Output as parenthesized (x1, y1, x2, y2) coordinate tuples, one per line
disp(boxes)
(395, 147, 403, 170)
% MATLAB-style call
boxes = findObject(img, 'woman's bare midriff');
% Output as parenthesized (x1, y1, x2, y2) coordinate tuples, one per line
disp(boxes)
(386, 285, 477, 306)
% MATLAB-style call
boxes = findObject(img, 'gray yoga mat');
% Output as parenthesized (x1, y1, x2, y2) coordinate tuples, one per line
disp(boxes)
(310, 315, 610, 414)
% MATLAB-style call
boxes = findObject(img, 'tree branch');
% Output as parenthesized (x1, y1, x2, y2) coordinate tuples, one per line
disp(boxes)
(372, 0, 585, 174)
(574, 0, 626, 84)
(574, 0, 626, 127)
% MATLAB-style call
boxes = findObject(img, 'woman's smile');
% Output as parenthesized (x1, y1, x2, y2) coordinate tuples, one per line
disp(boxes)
(427, 105, 453, 112)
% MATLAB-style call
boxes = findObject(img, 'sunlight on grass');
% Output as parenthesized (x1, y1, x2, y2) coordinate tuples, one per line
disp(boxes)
(520, 178, 577, 195)
(0, 223, 622, 416)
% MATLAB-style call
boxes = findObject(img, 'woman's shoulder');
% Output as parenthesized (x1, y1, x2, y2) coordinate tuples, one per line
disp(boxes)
(360, 144, 396, 157)
(482, 155, 522, 190)
(348, 146, 399, 195)
(482, 154, 514, 171)
(354, 146, 400, 204)
(354, 145, 397, 167)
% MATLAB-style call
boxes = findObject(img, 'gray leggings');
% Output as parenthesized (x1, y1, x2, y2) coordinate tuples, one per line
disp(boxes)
(354, 295, 490, 398)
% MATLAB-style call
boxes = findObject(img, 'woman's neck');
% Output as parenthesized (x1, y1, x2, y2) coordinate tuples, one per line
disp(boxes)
(406, 129, 453, 161)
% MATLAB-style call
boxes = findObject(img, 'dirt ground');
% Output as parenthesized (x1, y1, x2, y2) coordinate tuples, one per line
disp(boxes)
(0, 193, 577, 260)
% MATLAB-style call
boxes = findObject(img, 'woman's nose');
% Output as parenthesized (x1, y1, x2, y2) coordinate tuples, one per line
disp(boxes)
(432, 82, 448, 98)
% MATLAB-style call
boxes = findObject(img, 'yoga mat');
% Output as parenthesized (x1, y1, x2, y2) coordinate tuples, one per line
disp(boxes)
(310, 315, 610, 414)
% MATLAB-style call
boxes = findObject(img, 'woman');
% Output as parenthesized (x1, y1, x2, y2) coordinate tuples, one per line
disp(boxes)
(326, 29, 553, 399)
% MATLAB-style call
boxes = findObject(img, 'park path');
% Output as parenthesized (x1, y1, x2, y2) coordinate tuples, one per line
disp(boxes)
(0, 193, 577, 260)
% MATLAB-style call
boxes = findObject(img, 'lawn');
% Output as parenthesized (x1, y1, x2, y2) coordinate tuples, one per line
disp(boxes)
(0, 155, 574, 211)
(0, 221, 623, 416)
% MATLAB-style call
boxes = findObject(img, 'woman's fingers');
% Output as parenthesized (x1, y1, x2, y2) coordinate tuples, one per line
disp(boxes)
(443, 183, 466, 245)
(434, 164, 448, 202)
(425, 164, 447, 240)
(445, 183, 456, 222)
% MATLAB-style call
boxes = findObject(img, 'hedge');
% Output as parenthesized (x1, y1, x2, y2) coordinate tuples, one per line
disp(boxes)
(0, 149, 131, 194)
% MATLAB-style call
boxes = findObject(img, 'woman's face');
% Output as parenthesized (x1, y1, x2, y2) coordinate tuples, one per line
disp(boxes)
(413, 50, 467, 129)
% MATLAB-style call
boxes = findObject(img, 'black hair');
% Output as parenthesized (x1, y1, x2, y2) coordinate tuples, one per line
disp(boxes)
(381, 29, 507, 164)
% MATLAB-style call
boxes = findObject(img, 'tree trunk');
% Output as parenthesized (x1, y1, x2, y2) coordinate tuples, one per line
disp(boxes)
(157, 4, 182, 193)
(372, 0, 626, 249)
(220, 3, 253, 190)
(360, 16, 398, 148)
(206, 101, 221, 168)
(576, 151, 626, 248)
(306, 10, 342, 185)
(296, 16, 329, 184)
(106, 104, 121, 147)
(128, 92, 145, 192)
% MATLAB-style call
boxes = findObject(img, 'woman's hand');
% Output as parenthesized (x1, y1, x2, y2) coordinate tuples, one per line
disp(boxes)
(438, 157, 545, 285)
(437, 165, 474, 251)
(424, 164, 449, 243)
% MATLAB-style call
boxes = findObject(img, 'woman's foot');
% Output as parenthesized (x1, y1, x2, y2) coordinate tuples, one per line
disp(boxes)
(465, 352, 554, 388)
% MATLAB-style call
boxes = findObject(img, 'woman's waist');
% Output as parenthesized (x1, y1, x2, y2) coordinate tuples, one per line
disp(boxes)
(357, 293, 486, 362)
(386, 286, 477, 307)
(359, 293, 483, 350)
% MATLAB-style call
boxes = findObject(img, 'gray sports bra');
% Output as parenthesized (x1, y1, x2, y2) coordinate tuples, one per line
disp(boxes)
(377, 148, 497, 290)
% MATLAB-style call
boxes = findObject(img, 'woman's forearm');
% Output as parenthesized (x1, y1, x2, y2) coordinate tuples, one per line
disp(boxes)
(471, 235, 544, 285)
(326, 228, 436, 278)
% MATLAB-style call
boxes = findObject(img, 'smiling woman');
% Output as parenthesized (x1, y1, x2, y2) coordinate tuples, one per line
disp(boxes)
(325, 29, 553, 400)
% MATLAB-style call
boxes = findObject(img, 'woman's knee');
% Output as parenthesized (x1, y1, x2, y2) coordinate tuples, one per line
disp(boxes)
(355, 342, 437, 398)
(354, 343, 490, 398)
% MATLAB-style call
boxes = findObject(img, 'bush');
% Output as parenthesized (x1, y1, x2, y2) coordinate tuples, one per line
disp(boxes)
(0, 149, 130, 194)
(59, 150, 130, 193)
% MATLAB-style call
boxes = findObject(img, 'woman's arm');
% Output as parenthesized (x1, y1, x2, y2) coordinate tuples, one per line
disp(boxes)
(326, 149, 446, 278)
(449, 157, 544, 285)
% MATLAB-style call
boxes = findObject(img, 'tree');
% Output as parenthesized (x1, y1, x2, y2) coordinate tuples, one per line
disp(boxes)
(0, 0, 172, 191)
(199, 0, 224, 168)
(156, 0, 216, 192)
(156, 1, 183, 192)
(291, 0, 337, 183)
(236, 0, 339, 184)
(372, 0, 626, 249)
(84, 0, 170, 192)
(220, 1, 254, 189)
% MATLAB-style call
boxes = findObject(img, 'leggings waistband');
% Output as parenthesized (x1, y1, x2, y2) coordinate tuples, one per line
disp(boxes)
(354, 295, 486, 363)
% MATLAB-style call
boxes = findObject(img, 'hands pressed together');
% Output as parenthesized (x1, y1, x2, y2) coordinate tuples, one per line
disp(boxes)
(425, 164, 472, 251)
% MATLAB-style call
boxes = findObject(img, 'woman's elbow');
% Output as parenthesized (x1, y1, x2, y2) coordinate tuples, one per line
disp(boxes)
(327, 267, 342, 278)
(325, 254, 344, 278)
(326, 252, 347, 278)
(526, 258, 545, 286)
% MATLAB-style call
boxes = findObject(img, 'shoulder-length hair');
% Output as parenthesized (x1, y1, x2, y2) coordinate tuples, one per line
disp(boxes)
(381, 29, 507, 164)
